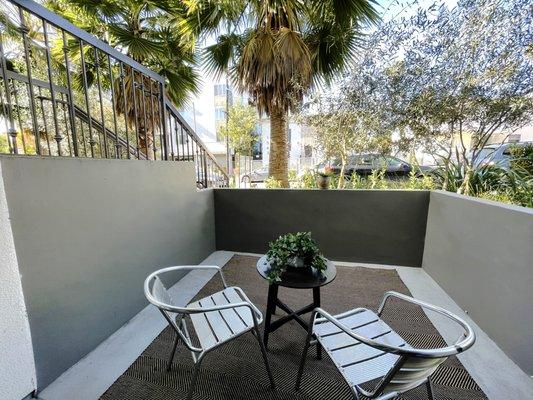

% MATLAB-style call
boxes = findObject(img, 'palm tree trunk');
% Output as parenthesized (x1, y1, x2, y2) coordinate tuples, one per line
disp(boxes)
(269, 107, 289, 187)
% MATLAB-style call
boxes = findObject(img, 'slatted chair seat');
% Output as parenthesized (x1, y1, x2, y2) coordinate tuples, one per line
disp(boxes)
(314, 309, 408, 387)
(188, 287, 255, 350)
(296, 291, 476, 400)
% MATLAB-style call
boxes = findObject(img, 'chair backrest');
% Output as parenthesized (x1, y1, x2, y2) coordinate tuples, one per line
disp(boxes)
(145, 273, 194, 351)
(378, 355, 447, 396)
(151, 275, 174, 306)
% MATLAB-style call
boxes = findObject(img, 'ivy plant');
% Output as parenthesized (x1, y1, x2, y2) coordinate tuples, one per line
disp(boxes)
(265, 232, 326, 284)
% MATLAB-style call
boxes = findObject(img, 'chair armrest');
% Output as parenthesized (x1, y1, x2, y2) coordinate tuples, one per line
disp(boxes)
(377, 291, 476, 352)
(146, 265, 227, 289)
(313, 304, 475, 357)
(378, 291, 446, 316)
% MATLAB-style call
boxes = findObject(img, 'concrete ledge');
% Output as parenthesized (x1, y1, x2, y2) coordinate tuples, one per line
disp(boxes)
(398, 267, 533, 399)
(214, 189, 430, 267)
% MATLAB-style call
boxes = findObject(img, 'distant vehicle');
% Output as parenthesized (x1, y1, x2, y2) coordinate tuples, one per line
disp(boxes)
(473, 142, 532, 170)
(323, 154, 413, 177)
(241, 166, 270, 183)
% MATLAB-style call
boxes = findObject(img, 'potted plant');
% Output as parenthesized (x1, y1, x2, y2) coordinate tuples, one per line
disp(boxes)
(265, 232, 327, 283)
(316, 166, 334, 189)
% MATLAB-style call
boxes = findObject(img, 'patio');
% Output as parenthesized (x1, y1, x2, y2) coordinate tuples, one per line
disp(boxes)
(23, 252, 529, 400)
(0, 1, 532, 398)
(100, 254, 486, 400)
(1, 156, 532, 400)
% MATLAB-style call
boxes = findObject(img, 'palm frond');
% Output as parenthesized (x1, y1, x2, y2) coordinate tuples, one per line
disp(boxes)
(107, 23, 165, 60)
(202, 33, 242, 78)
(306, 0, 379, 26)
(304, 24, 365, 83)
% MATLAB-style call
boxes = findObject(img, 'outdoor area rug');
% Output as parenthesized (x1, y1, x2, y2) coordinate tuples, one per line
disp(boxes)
(101, 255, 487, 400)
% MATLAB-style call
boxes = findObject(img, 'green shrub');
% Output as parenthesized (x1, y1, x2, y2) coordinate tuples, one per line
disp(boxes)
(510, 144, 533, 175)
(297, 170, 318, 189)
(264, 176, 283, 188)
(0, 135, 10, 154)
(406, 170, 436, 190)
(288, 170, 298, 182)
(263, 161, 531, 208)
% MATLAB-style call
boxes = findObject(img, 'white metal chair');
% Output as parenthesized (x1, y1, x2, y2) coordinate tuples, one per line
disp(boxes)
(144, 266, 275, 400)
(295, 291, 475, 400)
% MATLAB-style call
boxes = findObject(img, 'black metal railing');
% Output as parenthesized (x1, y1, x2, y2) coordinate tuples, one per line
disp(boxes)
(0, 0, 228, 188)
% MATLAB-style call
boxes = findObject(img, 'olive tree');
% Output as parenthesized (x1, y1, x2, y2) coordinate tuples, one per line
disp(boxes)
(341, 0, 533, 194)
(301, 91, 389, 189)
(219, 103, 258, 178)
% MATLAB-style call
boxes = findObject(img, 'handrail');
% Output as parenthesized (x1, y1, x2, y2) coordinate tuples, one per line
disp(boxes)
(10, 0, 164, 83)
(165, 99, 229, 178)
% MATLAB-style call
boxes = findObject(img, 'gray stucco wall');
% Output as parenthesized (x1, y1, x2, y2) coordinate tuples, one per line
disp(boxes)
(422, 191, 533, 374)
(214, 189, 430, 267)
(0, 156, 215, 390)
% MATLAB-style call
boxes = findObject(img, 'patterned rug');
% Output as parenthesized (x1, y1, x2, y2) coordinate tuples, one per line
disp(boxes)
(101, 255, 486, 399)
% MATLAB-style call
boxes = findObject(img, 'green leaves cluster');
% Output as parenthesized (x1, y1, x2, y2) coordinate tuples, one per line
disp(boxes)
(219, 103, 258, 155)
(266, 232, 326, 284)
(185, 0, 378, 185)
(305, 0, 533, 198)
(187, 0, 378, 115)
(510, 145, 533, 176)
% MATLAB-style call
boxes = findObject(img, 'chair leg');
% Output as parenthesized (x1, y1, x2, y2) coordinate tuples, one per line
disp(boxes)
(187, 357, 204, 400)
(295, 327, 313, 391)
(254, 327, 276, 390)
(426, 377, 435, 400)
(166, 333, 180, 372)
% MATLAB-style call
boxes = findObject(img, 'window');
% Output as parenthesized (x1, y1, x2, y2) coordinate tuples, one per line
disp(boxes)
(214, 84, 233, 99)
(476, 148, 495, 160)
(214, 84, 226, 97)
(383, 156, 403, 168)
(304, 145, 312, 158)
(214, 108, 225, 121)
(253, 138, 262, 159)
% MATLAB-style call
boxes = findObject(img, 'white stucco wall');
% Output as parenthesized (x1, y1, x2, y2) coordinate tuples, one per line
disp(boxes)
(0, 163, 36, 400)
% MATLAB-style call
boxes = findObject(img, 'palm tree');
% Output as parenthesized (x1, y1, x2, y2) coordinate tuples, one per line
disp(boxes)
(184, 0, 378, 186)
(45, 0, 199, 156)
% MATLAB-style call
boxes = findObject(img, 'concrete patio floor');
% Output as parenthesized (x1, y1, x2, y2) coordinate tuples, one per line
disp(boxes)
(37, 251, 533, 400)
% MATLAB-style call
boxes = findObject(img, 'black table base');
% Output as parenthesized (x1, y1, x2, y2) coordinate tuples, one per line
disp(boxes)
(263, 284, 322, 359)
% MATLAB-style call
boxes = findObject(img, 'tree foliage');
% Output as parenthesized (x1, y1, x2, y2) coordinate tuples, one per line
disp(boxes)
(45, 0, 200, 106)
(333, 0, 533, 194)
(301, 91, 391, 188)
(182, 0, 379, 186)
(220, 103, 258, 155)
